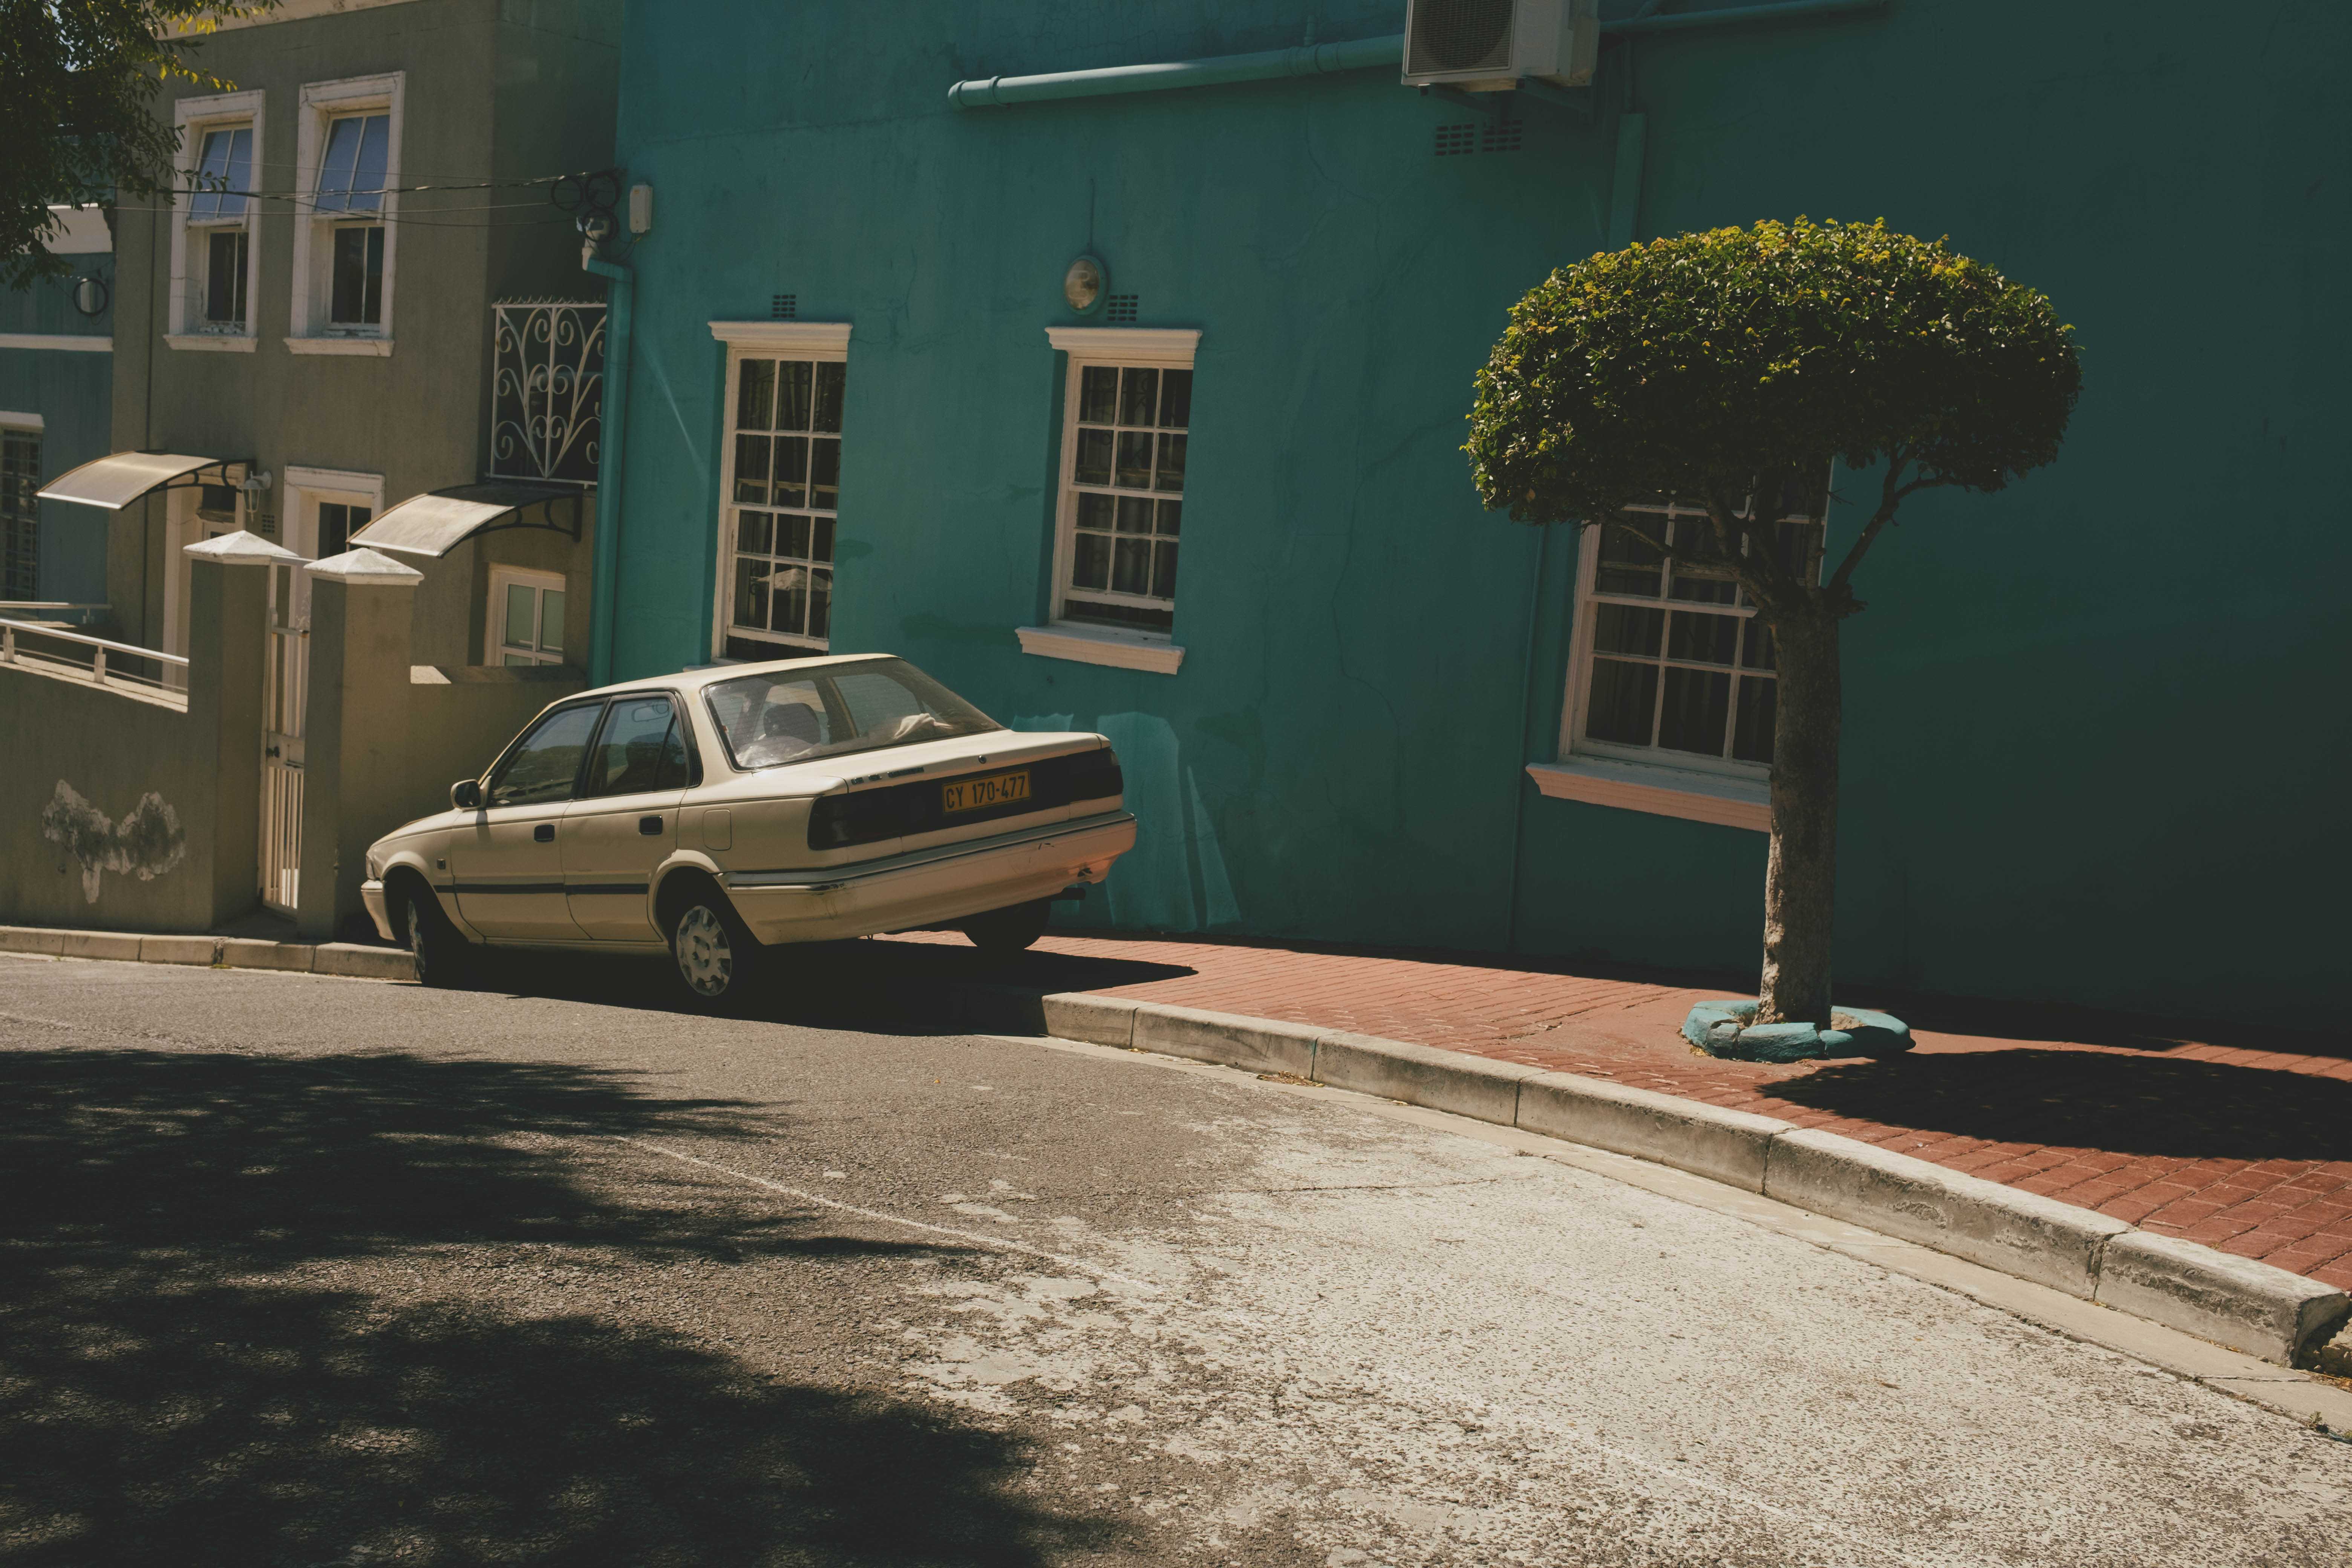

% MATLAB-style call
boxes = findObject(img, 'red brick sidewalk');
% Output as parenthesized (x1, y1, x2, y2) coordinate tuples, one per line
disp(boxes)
(882, 930, 2352, 1291)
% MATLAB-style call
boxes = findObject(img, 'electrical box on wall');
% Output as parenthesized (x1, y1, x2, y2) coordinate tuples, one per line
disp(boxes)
(1401, 0, 1600, 91)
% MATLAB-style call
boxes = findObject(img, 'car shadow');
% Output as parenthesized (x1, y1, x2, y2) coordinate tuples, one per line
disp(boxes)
(1758, 1049, 2352, 1164)
(0, 1047, 1122, 1565)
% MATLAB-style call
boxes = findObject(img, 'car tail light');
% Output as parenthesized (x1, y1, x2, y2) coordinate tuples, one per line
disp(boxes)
(1066, 746, 1122, 802)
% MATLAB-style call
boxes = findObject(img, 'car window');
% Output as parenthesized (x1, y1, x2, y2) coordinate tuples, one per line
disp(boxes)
(583, 696, 690, 799)
(486, 703, 600, 807)
(703, 658, 998, 771)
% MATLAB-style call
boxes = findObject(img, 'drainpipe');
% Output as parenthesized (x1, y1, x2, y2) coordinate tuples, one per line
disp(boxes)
(946, 1, 1885, 109)
(583, 248, 632, 686)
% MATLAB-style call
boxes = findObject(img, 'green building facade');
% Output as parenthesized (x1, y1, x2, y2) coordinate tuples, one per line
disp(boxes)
(598, 0, 2347, 1023)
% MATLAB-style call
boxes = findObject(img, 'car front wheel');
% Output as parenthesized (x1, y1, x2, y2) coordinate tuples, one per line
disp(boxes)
(669, 891, 765, 1010)
(403, 887, 475, 988)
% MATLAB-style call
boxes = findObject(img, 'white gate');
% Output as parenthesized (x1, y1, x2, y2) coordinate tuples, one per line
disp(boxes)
(260, 614, 307, 913)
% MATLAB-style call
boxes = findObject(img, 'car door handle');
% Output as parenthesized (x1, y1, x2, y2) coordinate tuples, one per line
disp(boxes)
(534, 823, 555, 842)
(639, 815, 665, 836)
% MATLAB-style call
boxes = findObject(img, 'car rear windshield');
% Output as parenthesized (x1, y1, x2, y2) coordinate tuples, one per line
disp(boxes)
(703, 658, 1001, 770)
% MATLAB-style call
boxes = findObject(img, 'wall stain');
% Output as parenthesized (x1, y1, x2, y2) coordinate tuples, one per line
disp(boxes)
(40, 782, 188, 903)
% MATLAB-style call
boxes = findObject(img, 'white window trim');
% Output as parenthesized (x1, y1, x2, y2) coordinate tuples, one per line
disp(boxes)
(0, 411, 47, 432)
(168, 89, 264, 345)
(1525, 758, 1770, 833)
(1023, 325, 1198, 675)
(288, 73, 403, 348)
(487, 564, 568, 666)
(708, 323, 852, 660)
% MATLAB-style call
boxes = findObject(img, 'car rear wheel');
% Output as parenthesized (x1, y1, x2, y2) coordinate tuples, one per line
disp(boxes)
(403, 886, 475, 989)
(669, 890, 765, 1010)
(959, 897, 1052, 954)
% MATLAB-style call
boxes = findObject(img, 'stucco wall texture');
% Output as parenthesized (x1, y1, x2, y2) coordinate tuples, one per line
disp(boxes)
(602, 0, 2346, 1023)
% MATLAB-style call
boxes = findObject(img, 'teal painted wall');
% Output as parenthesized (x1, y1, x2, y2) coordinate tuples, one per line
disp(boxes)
(0, 257, 115, 605)
(607, 0, 2349, 1023)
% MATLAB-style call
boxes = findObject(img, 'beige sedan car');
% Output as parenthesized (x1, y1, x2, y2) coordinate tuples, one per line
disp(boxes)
(360, 654, 1133, 1007)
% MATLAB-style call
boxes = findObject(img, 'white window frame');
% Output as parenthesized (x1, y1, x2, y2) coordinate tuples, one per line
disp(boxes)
(487, 564, 568, 667)
(1018, 326, 1200, 676)
(1530, 494, 1826, 833)
(287, 73, 403, 356)
(282, 466, 384, 625)
(166, 90, 264, 352)
(707, 319, 852, 662)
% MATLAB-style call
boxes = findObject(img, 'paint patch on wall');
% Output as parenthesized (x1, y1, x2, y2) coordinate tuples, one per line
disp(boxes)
(40, 781, 188, 903)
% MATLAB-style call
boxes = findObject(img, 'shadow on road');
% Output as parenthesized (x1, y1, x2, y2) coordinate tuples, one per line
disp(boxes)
(0, 1048, 1121, 1565)
(1759, 1048, 2352, 1163)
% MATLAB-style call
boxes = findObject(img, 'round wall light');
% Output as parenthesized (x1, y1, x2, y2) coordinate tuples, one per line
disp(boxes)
(1063, 254, 1105, 315)
(70, 275, 109, 318)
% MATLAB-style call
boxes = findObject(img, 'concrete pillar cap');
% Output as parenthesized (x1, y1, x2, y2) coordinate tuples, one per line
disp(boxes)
(307, 547, 426, 586)
(182, 529, 306, 567)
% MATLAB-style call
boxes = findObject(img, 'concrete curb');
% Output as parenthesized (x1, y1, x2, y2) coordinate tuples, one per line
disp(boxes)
(948, 980, 2350, 1367)
(6, 931, 2344, 1366)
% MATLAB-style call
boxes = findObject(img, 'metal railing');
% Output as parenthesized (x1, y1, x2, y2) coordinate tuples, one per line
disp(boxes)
(0, 615, 188, 701)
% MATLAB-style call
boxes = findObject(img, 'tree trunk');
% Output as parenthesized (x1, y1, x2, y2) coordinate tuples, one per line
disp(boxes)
(1758, 608, 1841, 1024)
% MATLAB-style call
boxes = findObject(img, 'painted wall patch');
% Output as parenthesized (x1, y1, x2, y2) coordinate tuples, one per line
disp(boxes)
(41, 781, 189, 902)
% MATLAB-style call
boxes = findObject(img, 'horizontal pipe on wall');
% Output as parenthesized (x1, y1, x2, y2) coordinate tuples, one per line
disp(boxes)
(947, 1, 1887, 110)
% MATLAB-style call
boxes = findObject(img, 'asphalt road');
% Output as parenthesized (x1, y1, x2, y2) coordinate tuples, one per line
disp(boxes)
(0, 950, 2345, 1568)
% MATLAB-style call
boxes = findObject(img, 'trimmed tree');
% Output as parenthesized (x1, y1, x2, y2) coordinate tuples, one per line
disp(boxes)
(1467, 218, 2080, 1026)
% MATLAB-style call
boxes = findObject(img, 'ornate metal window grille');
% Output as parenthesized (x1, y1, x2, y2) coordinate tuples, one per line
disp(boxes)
(490, 300, 606, 485)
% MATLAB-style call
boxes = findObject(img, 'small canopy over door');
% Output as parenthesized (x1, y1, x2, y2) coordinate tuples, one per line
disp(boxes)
(37, 452, 248, 510)
(346, 480, 585, 559)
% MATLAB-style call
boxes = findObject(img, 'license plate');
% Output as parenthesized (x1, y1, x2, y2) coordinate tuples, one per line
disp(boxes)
(941, 769, 1031, 815)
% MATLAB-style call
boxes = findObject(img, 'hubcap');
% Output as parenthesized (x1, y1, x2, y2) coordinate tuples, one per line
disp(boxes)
(674, 904, 734, 997)
(408, 908, 428, 972)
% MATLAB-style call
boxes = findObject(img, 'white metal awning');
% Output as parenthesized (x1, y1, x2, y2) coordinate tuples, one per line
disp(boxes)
(346, 480, 586, 559)
(36, 452, 247, 510)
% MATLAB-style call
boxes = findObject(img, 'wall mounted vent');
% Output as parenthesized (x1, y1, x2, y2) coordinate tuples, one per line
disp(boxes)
(1481, 121, 1524, 153)
(1434, 124, 1477, 156)
(1106, 294, 1138, 324)
(1402, 0, 1598, 91)
(771, 294, 797, 320)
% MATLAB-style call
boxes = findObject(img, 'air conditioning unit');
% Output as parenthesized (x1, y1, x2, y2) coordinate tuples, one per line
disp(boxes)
(1402, 0, 1600, 92)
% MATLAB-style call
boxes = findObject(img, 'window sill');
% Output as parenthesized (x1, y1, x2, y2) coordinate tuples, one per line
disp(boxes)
(1525, 756, 1770, 833)
(1016, 623, 1184, 675)
(286, 335, 393, 357)
(165, 333, 257, 353)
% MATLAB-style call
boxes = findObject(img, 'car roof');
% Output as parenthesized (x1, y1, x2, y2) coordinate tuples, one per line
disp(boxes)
(573, 652, 898, 703)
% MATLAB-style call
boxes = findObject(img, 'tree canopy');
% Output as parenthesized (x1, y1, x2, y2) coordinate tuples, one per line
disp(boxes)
(1, 1, 272, 286)
(1465, 218, 2081, 581)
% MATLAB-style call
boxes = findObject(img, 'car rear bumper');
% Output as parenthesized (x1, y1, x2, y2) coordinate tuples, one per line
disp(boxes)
(722, 809, 1136, 945)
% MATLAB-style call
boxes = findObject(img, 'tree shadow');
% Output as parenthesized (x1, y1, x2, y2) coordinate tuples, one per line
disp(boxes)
(1759, 1049, 2352, 1163)
(0, 1049, 1122, 1565)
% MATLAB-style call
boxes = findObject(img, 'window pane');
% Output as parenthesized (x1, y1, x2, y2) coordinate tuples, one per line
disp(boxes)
(1153, 433, 1186, 493)
(502, 583, 536, 648)
(772, 565, 807, 637)
(540, 589, 564, 653)
(316, 116, 363, 211)
(1158, 369, 1191, 429)
(361, 226, 385, 322)
(331, 226, 383, 323)
(348, 115, 390, 213)
(1072, 533, 1110, 590)
(1596, 524, 1663, 597)
(1078, 366, 1118, 424)
(808, 568, 831, 640)
(1114, 495, 1153, 534)
(1666, 610, 1739, 666)
(1668, 567, 1737, 606)
(1111, 537, 1150, 594)
(772, 436, 808, 508)
(1073, 429, 1112, 487)
(779, 513, 811, 560)
(812, 361, 844, 433)
(1732, 675, 1776, 764)
(487, 703, 600, 807)
(812, 516, 834, 563)
(585, 698, 681, 798)
(1584, 659, 1658, 745)
(810, 437, 839, 510)
(736, 359, 775, 431)
(1075, 492, 1113, 533)
(733, 433, 771, 503)
(1062, 599, 1174, 635)
(1740, 619, 1777, 671)
(1152, 541, 1179, 599)
(1155, 499, 1181, 536)
(1115, 431, 1153, 488)
(732, 556, 769, 632)
(778, 361, 813, 431)
(1118, 368, 1158, 427)
(1591, 602, 1662, 658)
(225, 128, 253, 217)
(191, 130, 233, 222)
(736, 509, 773, 557)
(205, 230, 247, 325)
(501, 652, 535, 668)
(1657, 667, 1733, 757)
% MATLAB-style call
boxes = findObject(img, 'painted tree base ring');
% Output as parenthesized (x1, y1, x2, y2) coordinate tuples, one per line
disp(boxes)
(1681, 999, 1914, 1063)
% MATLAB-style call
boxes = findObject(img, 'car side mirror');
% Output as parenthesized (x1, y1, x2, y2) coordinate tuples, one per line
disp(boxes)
(451, 779, 483, 810)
